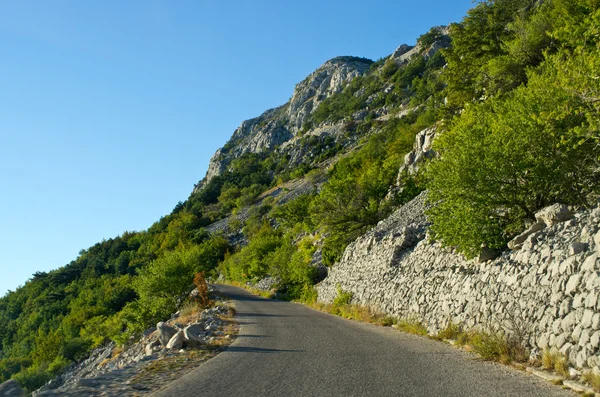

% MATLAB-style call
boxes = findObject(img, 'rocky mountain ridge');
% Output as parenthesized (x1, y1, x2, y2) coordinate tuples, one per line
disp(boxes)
(194, 56, 374, 192)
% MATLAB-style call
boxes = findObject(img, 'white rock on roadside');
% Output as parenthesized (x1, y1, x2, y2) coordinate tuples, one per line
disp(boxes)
(157, 322, 178, 347)
(166, 331, 185, 350)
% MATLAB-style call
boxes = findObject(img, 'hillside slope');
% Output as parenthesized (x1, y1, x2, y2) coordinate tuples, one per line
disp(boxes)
(2, 0, 600, 393)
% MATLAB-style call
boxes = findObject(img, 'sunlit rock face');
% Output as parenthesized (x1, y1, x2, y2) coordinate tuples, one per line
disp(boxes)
(193, 56, 372, 193)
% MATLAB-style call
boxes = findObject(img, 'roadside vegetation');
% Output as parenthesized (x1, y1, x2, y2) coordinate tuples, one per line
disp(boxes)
(1, 0, 599, 391)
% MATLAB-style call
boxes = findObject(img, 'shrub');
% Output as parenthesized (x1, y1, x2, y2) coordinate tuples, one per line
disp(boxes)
(437, 321, 463, 340)
(333, 285, 353, 307)
(194, 272, 210, 308)
(427, 51, 600, 256)
(394, 319, 428, 336)
(583, 371, 600, 391)
(470, 331, 528, 364)
(12, 366, 52, 392)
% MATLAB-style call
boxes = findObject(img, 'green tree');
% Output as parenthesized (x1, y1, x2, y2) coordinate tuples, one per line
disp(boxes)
(427, 10, 600, 256)
(132, 246, 201, 321)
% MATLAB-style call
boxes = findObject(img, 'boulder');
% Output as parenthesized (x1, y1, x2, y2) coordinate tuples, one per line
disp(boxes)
(184, 323, 206, 344)
(145, 339, 160, 356)
(166, 331, 185, 350)
(535, 204, 573, 226)
(0, 380, 26, 397)
(157, 322, 178, 347)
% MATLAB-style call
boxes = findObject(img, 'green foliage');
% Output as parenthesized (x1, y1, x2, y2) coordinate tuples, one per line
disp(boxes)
(418, 26, 445, 48)
(310, 47, 444, 126)
(132, 247, 198, 323)
(312, 115, 429, 264)
(271, 193, 316, 230)
(132, 238, 230, 325)
(185, 152, 275, 222)
(427, 4, 600, 256)
(470, 331, 529, 364)
(333, 285, 353, 306)
(219, 225, 283, 282)
(442, 0, 539, 108)
(12, 366, 53, 392)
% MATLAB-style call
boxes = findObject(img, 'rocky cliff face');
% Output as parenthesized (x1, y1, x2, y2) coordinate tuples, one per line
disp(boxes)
(391, 26, 450, 65)
(193, 56, 373, 193)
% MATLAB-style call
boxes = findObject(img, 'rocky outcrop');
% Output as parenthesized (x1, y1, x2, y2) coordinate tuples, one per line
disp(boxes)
(193, 56, 372, 192)
(392, 26, 450, 65)
(397, 126, 437, 178)
(286, 57, 372, 132)
(317, 194, 600, 371)
(0, 380, 26, 397)
(157, 322, 177, 347)
(166, 331, 185, 350)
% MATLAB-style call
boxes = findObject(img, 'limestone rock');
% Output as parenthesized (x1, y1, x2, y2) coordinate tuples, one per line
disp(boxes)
(582, 253, 598, 272)
(0, 380, 26, 397)
(157, 322, 178, 347)
(184, 323, 206, 344)
(391, 44, 413, 59)
(535, 204, 573, 226)
(569, 242, 588, 256)
(397, 127, 437, 178)
(477, 246, 501, 262)
(565, 274, 582, 296)
(194, 56, 372, 191)
(508, 222, 545, 250)
(166, 331, 185, 350)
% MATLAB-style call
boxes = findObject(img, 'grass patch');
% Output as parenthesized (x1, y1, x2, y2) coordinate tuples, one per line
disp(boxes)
(470, 331, 529, 364)
(394, 318, 428, 335)
(178, 301, 201, 324)
(542, 349, 569, 377)
(307, 300, 393, 325)
(583, 370, 600, 391)
(437, 321, 464, 341)
(302, 286, 397, 326)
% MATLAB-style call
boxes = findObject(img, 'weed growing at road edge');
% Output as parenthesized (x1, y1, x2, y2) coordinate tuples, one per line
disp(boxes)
(542, 350, 569, 378)
(583, 370, 600, 392)
(470, 331, 529, 364)
(394, 319, 428, 335)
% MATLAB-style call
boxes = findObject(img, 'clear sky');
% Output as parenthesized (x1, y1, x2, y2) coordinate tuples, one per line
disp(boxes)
(0, 0, 474, 296)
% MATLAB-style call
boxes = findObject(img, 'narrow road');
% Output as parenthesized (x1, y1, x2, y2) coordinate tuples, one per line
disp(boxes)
(152, 285, 572, 397)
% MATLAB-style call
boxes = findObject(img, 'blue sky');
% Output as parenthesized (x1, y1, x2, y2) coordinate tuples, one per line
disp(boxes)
(0, 0, 474, 295)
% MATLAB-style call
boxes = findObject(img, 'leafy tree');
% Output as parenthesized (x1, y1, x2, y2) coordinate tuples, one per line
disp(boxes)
(427, 9, 600, 256)
(133, 246, 203, 322)
(442, 0, 538, 108)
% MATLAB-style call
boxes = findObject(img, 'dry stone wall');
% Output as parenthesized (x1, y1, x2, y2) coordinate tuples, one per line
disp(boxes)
(317, 193, 600, 370)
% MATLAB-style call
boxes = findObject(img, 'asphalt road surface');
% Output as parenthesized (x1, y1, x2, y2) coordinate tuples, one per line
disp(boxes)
(152, 284, 572, 397)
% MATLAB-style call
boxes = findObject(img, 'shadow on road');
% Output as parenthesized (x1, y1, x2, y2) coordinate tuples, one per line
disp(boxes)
(236, 334, 271, 338)
(236, 312, 289, 318)
(223, 292, 278, 303)
(224, 346, 303, 354)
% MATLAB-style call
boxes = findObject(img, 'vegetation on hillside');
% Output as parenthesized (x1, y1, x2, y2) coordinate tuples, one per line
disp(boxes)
(2, 0, 599, 390)
(427, 0, 600, 256)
